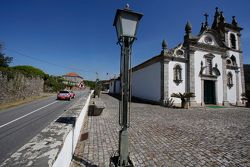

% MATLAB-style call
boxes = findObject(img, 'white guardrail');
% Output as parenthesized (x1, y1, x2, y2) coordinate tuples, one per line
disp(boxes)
(52, 90, 93, 167)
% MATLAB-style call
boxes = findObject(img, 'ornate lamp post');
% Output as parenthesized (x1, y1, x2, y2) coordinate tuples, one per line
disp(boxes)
(111, 4, 143, 167)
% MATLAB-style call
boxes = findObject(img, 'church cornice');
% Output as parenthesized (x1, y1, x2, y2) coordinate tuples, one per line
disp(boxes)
(166, 56, 187, 63)
(225, 47, 243, 53)
(200, 74, 218, 81)
(224, 23, 243, 32)
(190, 43, 227, 54)
(226, 65, 239, 70)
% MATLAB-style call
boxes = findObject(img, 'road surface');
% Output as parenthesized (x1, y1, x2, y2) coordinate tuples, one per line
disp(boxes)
(0, 90, 88, 164)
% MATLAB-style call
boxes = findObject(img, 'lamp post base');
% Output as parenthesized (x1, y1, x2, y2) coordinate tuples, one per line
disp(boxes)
(109, 155, 134, 167)
(109, 128, 134, 167)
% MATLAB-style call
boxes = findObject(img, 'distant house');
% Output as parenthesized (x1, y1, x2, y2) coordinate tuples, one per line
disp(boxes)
(109, 77, 120, 94)
(101, 80, 111, 91)
(62, 72, 84, 89)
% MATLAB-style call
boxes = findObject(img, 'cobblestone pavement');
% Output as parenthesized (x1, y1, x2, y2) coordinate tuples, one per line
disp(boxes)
(77, 93, 250, 167)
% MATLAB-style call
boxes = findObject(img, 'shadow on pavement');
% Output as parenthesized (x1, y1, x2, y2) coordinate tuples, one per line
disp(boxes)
(55, 117, 76, 126)
(72, 155, 98, 167)
(104, 92, 159, 105)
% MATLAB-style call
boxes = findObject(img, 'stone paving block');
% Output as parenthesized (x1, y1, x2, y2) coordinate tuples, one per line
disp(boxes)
(71, 94, 250, 167)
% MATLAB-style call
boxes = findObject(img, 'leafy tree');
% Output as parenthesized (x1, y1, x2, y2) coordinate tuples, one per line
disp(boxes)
(84, 80, 96, 90)
(0, 44, 13, 67)
(241, 90, 250, 107)
(44, 75, 66, 92)
(171, 92, 195, 108)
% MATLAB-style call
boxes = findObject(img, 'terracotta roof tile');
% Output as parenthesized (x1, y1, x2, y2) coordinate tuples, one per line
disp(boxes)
(64, 72, 83, 78)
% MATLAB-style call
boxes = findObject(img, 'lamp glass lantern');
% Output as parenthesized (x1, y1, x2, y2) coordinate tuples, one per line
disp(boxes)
(113, 9, 143, 40)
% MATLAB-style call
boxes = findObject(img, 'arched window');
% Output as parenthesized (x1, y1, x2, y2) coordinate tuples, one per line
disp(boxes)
(227, 72, 233, 88)
(173, 64, 182, 85)
(226, 59, 232, 65)
(230, 55, 237, 66)
(230, 33, 236, 49)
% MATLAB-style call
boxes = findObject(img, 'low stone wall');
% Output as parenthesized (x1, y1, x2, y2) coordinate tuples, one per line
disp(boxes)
(0, 71, 44, 104)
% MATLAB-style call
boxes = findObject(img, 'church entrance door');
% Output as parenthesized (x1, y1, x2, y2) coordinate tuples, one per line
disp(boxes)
(204, 80, 216, 104)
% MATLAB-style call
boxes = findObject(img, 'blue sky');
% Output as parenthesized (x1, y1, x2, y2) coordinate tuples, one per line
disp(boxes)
(0, 0, 249, 80)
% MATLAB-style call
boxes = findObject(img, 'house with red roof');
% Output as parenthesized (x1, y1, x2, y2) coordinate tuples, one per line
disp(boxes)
(62, 72, 84, 89)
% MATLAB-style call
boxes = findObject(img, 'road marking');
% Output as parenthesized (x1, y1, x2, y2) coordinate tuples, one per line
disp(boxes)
(0, 101, 58, 129)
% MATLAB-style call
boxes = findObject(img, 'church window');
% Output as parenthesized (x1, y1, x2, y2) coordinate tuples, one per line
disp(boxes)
(230, 33, 236, 49)
(227, 72, 233, 88)
(204, 53, 215, 75)
(226, 59, 232, 65)
(173, 64, 182, 85)
(204, 36, 213, 45)
(206, 58, 213, 75)
(176, 49, 184, 56)
(230, 55, 237, 66)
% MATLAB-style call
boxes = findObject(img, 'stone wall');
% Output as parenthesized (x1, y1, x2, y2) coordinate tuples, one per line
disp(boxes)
(0, 71, 44, 104)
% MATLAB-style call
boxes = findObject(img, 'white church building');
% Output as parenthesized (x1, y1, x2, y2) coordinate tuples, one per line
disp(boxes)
(111, 8, 246, 107)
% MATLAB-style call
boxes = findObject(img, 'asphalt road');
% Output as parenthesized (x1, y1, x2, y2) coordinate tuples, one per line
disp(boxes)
(0, 90, 88, 164)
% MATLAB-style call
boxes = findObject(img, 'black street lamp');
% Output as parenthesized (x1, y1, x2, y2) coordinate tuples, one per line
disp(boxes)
(111, 4, 143, 167)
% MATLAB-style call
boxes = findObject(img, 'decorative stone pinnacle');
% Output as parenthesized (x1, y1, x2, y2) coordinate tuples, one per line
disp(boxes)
(215, 7, 219, 14)
(232, 16, 238, 26)
(162, 39, 167, 50)
(200, 22, 205, 33)
(185, 21, 192, 34)
(219, 11, 225, 23)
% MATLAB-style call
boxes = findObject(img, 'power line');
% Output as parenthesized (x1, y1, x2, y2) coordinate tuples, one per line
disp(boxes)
(5, 47, 98, 74)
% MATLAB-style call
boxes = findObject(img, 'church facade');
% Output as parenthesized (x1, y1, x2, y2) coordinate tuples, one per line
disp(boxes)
(131, 8, 245, 107)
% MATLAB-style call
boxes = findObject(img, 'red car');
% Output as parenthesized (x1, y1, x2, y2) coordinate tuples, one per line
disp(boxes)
(57, 90, 71, 100)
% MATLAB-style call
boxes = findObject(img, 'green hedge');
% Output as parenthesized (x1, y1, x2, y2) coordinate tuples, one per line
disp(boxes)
(0, 67, 16, 80)
(11, 65, 47, 78)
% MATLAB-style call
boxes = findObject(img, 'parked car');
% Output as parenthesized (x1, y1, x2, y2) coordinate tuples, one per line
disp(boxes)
(69, 91, 75, 99)
(57, 90, 71, 100)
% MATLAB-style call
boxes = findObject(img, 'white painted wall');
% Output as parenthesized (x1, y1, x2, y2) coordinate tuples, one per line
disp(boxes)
(109, 80, 121, 94)
(227, 69, 237, 104)
(194, 52, 201, 104)
(168, 61, 186, 103)
(109, 80, 115, 93)
(132, 62, 161, 102)
(227, 50, 243, 103)
(213, 54, 223, 104)
(194, 51, 223, 104)
(115, 80, 121, 94)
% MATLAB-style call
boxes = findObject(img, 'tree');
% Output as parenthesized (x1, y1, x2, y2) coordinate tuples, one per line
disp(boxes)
(44, 75, 66, 92)
(171, 92, 195, 108)
(241, 90, 250, 107)
(0, 44, 13, 67)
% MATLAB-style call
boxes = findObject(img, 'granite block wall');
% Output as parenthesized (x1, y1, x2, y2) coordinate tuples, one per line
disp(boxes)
(0, 71, 44, 104)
